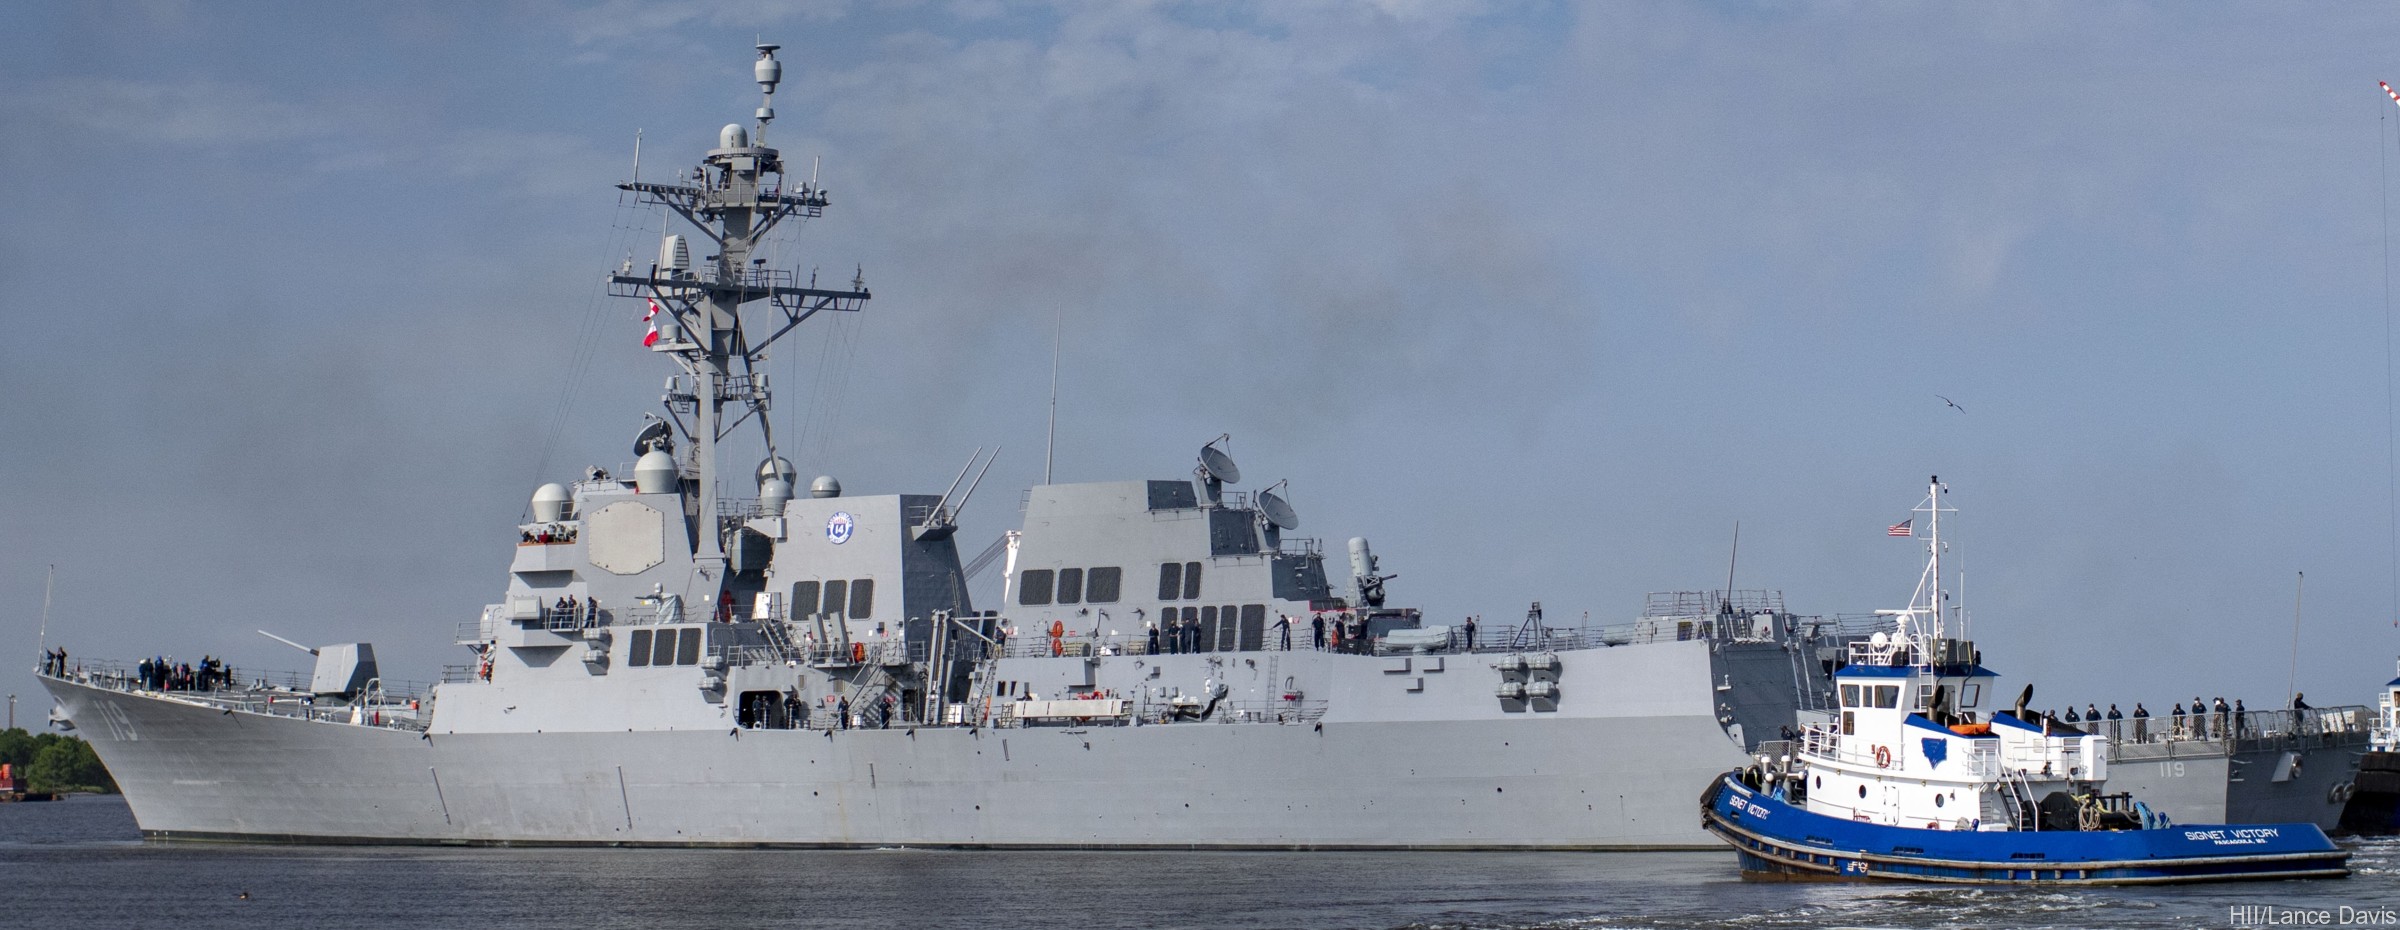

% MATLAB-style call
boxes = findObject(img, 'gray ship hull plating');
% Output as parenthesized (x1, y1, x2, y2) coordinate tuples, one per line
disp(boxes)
(2104, 736, 2365, 831)
(47, 644, 1750, 849)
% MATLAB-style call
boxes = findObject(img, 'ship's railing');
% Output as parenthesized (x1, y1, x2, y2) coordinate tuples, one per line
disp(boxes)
(1642, 589, 1787, 620)
(605, 265, 803, 299)
(971, 696, 1328, 728)
(1211, 699, 1327, 725)
(45, 659, 432, 731)
(790, 639, 920, 668)
(1471, 610, 1863, 653)
(2097, 705, 2371, 757)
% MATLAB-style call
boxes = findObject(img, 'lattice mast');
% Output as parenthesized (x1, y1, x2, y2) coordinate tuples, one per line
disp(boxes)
(607, 44, 873, 572)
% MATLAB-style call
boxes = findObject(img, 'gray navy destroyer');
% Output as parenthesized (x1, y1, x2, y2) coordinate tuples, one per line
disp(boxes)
(35, 45, 1841, 848)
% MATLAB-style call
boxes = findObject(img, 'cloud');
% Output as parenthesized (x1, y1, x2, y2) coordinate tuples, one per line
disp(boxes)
(6, 77, 331, 147)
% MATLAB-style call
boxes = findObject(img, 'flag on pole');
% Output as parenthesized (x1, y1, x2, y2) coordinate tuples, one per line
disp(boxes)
(641, 299, 662, 346)
(644, 298, 661, 321)
(643, 321, 661, 347)
(1887, 519, 1912, 537)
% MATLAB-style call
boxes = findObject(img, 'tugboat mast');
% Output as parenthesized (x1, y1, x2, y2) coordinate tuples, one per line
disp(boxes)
(606, 44, 871, 578)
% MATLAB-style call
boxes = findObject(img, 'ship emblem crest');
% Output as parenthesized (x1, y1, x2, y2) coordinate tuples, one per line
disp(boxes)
(826, 511, 855, 544)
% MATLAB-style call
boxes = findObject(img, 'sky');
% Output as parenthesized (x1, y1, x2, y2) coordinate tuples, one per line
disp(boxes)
(5, 1, 2400, 723)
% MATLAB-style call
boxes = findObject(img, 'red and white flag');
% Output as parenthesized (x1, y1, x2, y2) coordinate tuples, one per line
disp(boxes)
(1887, 519, 1912, 538)
(644, 298, 661, 321)
(641, 299, 662, 346)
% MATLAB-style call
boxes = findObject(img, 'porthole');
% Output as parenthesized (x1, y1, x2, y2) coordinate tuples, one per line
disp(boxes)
(1858, 785, 1868, 798)
(1934, 793, 1945, 808)
(1813, 775, 1822, 790)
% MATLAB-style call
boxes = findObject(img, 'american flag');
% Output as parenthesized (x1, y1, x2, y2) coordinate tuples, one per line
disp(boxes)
(1887, 519, 1912, 538)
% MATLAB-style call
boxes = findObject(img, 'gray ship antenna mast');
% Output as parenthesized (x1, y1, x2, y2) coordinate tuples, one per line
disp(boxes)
(607, 43, 871, 576)
(35, 564, 53, 657)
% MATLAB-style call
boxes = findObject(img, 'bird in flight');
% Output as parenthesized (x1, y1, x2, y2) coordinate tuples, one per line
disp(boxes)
(1937, 395, 1965, 413)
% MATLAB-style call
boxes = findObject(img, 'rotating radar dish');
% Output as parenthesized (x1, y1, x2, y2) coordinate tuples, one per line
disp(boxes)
(1259, 488, 1298, 530)
(1198, 437, 1241, 485)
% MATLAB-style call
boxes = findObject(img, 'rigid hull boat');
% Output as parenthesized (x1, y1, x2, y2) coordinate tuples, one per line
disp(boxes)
(38, 44, 1843, 849)
(1700, 478, 2348, 883)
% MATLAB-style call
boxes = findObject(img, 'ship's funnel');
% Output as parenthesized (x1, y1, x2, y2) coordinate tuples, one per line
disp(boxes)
(531, 482, 570, 523)
(634, 449, 679, 494)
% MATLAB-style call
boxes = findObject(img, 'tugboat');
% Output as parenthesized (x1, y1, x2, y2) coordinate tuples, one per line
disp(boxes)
(1701, 477, 2350, 883)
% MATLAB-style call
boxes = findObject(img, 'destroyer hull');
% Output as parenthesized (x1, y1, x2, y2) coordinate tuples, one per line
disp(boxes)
(47, 676, 1745, 849)
(2105, 739, 2365, 831)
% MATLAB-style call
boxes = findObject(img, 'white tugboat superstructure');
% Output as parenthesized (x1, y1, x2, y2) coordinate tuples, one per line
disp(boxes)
(1701, 478, 2348, 883)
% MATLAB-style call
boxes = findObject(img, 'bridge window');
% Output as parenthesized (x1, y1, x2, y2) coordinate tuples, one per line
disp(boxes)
(1056, 568, 1083, 605)
(1840, 684, 1859, 708)
(1085, 566, 1121, 603)
(1873, 685, 1900, 709)
(1961, 683, 1982, 708)
(675, 627, 703, 665)
(1158, 562, 1183, 600)
(849, 579, 874, 619)
(629, 629, 653, 667)
(1182, 561, 1202, 600)
(651, 628, 678, 666)
(823, 580, 849, 618)
(1238, 604, 1266, 651)
(1019, 569, 1054, 606)
(792, 581, 820, 618)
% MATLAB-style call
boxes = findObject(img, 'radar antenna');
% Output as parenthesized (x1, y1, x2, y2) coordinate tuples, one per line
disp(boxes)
(605, 43, 871, 575)
(1195, 434, 1239, 507)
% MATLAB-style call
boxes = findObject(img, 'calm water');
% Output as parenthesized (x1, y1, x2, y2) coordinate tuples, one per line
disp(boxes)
(3, 795, 2393, 929)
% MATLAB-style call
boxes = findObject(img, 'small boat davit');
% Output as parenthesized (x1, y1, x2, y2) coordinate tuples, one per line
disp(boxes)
(1699, 477, 2350, 884)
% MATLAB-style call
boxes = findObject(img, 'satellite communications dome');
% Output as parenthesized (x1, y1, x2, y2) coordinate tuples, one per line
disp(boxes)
(757, 456, 797, 488)
(531, 483, 570, 523)
(634, 449, 678, 494)
(720, 124, 748, 149)
(759, 478, 793, 513)
(810, 475, 842, 499)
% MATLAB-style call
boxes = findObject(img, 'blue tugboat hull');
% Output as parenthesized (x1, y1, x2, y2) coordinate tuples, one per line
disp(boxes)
(1701, 774, 2349, 884)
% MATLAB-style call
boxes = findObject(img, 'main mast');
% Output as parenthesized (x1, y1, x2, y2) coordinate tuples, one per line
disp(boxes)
(606, 44, 871, 577)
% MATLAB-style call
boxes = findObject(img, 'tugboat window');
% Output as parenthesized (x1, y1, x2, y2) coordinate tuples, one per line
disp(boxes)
(849, 579, 874, 619)
(1962, 683, 1982, 708)
(1056, 568, 1083, 605)
(1158, 562, 1183, 600)
(1840, 684, 1859, 707)
(1019, 570, 1053, 606)
(629, 629, 654, 667)
(1085, 566, 1122, 603)
(1873, 685, 1900, 709)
